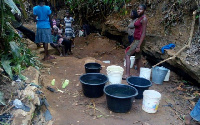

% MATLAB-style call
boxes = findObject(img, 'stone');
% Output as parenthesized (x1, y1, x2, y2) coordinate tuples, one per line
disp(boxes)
(11, 103, 35, 125)
(21, 66, 40, 85)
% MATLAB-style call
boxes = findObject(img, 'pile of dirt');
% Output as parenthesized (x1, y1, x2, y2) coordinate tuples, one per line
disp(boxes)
(73, 33, 125, 64)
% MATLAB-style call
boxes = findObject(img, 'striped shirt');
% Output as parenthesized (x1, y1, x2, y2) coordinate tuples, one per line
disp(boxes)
(64, 17, 75, 38)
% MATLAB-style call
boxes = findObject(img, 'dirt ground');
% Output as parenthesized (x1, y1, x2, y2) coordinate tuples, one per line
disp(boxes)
(25, 33, 199, 125)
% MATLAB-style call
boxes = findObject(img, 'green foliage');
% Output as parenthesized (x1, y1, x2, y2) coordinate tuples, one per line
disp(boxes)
(65, 0, 128, 21)
(0, 0, 41, 80)
(0, 91, 6, 106)
(1, 56, 13, 79)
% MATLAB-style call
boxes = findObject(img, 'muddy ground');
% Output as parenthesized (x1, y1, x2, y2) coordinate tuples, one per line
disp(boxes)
(25, 33, 199, 125)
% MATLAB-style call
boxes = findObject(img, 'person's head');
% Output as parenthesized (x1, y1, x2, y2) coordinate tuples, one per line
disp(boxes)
(66, 11, 70, 17)
(38, 0, 45, 5)
(130, 10, 138, 19)
(53, 26, 58, 34)
(137, 4, 146, 17)
(53, 13, 57, 19)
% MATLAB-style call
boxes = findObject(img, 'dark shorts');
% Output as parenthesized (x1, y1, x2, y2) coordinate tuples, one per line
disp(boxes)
(35, 28, 52, 43)
(128, 35, 134, 44)
(126, 40, 145, 59)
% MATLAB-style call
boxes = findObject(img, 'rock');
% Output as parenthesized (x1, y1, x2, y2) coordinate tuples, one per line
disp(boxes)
(21, 66, 40, 85)
(90, 14, 200, 84)
(11, 103, 35, 125)
(143, 35, 200, 83)
(19, 85, 40, 106)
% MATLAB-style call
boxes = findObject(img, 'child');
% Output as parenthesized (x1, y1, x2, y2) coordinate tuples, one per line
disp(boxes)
(62, 35, 72, 56)
(127, 10, 138, 45)
(64, 11, 75, 47)
(50, 27, 65, 56)
(52, 13, 57, 28)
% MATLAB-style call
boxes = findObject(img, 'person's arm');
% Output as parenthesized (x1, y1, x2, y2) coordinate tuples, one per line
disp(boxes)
(33, 15, 37, 22)
(49, 15, 53, 28)
(136, 16, 147, 52)
(33, 7, 37, 22)
(128, 22, 135, 29)
(71, 17, 74, 28)
(47, 6, 53, 28)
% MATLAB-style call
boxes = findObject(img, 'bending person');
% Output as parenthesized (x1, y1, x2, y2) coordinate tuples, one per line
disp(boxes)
(123, 4, 147, 79)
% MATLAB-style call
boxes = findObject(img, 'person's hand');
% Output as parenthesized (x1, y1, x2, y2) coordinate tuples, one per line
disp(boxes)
(135, 47, 140, 52)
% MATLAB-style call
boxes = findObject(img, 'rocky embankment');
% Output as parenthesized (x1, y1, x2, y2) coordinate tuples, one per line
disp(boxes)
(90, 13, 200, 84)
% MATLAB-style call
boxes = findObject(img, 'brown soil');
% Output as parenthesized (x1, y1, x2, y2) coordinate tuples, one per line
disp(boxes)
(27, 33, 199, 125)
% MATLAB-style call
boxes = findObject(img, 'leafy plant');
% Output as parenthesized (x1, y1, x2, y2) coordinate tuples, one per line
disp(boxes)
(64, 0, 129, 22)
(0, 0, 41, 80)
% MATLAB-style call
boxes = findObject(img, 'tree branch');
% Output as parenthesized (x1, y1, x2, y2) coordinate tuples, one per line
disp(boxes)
(153, 11, 197, 67)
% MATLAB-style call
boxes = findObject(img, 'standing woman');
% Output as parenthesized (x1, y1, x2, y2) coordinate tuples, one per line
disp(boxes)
(33, 0, 56, 60)
(123, 4, 147, 79)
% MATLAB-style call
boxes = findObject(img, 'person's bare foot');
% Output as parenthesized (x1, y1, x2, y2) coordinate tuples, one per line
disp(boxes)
(135, 72, 140, 76)
(184, 115, 192, 125)
(68, 51, 73, 55)
(42, 55, 56, 61)
(122, 75, 130, 80)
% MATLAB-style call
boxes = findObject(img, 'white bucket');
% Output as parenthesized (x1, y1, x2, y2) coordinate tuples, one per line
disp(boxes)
(106, 65, 124, 84)
(124, 56, 135, 68)
(142, 90, 161, 113)
(164, 70, 170, 81)
(139, 67, 151, 80)
(107, 65, 124, 72)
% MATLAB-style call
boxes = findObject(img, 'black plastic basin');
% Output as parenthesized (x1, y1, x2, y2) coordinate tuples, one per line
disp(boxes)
(104, 84, 138, 113)
(85, 63, 101, 73)
(127, 76, 152, 99)
(80, 73, 108, 98)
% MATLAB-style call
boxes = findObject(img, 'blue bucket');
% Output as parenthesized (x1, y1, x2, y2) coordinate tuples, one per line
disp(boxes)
(152, 66, 168, 84)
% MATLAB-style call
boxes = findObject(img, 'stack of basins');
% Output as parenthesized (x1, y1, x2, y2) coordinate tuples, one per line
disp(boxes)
(80, 63, 107, 98)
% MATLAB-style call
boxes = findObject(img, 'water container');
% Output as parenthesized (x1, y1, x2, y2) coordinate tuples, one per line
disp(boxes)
(139, 68, 151, 80)
(107, 71, 123, 84)
(104, 84, 138, 113)
(106, 65, 124, 84)
(124, 56, 135, 68)
(107, 65, 124, 73)
(152, 66, 168, 84)
(142, 90, 161, 113)
(164, 70, 170, 81)
(127, 76, 152, 99)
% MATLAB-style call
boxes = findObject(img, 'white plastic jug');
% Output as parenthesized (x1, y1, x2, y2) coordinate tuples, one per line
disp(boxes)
(139, 68, 151, 80)
(124, 56, 135, 68)
(164, 70, 170, 81)
(106, 65, 124, 84)
(142, 90, 161, 113)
